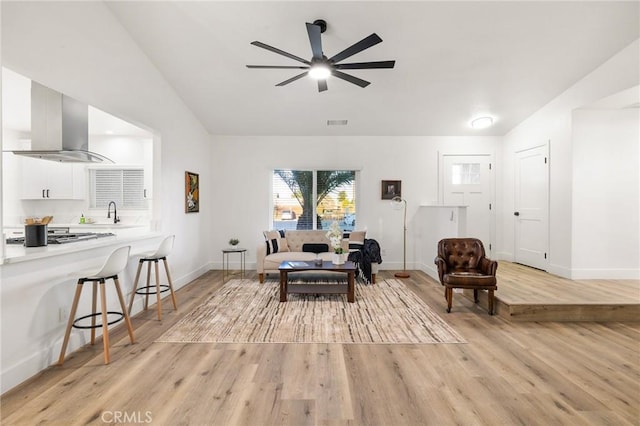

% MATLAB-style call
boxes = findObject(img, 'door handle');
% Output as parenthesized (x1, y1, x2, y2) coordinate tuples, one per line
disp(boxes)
(514, 211, 520, 216)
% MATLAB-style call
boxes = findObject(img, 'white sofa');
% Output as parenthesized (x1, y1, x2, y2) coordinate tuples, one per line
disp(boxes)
(257, 229, 378, 283)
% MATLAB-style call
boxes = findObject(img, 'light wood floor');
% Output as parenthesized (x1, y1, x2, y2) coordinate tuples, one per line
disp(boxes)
(489, 262, 640, 321)
(496, 262, 640, 304)
(1, 269, 639, 425)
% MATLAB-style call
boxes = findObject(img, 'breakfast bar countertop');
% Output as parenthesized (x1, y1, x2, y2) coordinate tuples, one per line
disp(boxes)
(0, 226, 165, 394)
(2, 228, 161, 265)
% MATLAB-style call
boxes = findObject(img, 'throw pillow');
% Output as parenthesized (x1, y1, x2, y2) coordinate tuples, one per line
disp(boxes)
(264, 230, 289, 254)
(277, 230, 290, 252)
(348, 230, 366, 251)
(302, 243, 329, 253)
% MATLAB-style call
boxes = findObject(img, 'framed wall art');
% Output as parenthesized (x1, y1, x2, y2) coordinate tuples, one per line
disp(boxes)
(185, 171, 200, 213)
(381, 180, 401, 200)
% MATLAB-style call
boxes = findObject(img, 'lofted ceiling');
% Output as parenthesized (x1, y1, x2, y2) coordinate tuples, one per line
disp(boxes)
(104, 1, 639, 136)
(1, 68, 153, 138)
(3, 2, 639, 138)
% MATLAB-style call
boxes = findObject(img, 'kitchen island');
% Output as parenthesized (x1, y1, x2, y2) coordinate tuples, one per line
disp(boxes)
(2, 226, 156, 264)
(0, 226, 164, 393)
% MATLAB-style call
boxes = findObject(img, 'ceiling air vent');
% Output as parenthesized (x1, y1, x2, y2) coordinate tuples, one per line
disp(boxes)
(327, 120, 348, 126)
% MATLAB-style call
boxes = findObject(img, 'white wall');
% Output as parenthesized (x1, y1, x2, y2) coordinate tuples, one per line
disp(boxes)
(210, 135, 499, 273)
(572, 108, 640, 278)
(416, 206, 467, 279)
(0, 0, 635, 394)
(0, 2, 3, 261)
(1, 1, 212, 278)
(1, 1, 212, 392)
(502, 39, 639, 278)
(1, 135, 153, 226)
(0, 6, 5, 262)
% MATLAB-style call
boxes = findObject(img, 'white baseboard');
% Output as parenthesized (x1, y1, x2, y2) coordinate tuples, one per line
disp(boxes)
(210, 261, 256, 271)
(1, 261, 212, 395)
(421, 264, 439, 281)
(376, 261, 406, 271)
(569, 268, 640, 280)
(1, 327, 92, 394)
(547, 263, 572, 279)
(175, 264, 210, 287)
(495, 251, 514, 262)
(415, 261, 439, 280)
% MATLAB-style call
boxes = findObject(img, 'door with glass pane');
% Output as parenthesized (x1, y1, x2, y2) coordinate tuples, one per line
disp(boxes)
(441, 154, 493, 255)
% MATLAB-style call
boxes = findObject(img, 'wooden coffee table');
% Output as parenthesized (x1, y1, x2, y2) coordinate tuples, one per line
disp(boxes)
(278, 260, 356, 303)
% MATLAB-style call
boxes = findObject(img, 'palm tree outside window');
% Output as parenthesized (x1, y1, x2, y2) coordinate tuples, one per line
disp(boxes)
(272, 169, 357, 231)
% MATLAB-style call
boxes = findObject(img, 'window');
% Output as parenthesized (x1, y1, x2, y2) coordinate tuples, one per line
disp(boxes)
(451, 163, 481, 185)
(272, 169, 357, 231)
(90, 168, 146, 209)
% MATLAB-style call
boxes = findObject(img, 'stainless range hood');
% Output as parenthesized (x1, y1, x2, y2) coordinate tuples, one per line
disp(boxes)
(11, 82, 113, 163)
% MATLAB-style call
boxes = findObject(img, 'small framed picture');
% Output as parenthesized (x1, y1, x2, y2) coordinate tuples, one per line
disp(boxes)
(381, 180, 401, 200)
(185, 171, 199, 213)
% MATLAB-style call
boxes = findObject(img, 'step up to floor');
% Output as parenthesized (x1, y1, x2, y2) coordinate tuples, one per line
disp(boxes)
(463, 289, 640, 322)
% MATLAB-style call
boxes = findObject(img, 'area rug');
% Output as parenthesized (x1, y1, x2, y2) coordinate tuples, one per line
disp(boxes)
(157, 278, 466, 344)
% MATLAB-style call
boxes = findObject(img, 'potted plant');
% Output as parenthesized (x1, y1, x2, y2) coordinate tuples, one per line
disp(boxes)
(228, 238, 240, 249)
(326, 221, 346, 264)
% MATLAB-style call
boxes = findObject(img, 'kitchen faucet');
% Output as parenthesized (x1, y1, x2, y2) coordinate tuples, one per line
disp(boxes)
(107, 201, 120, 224)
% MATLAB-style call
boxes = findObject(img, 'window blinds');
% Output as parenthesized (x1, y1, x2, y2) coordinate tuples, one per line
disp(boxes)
(90, 168, 145, 209)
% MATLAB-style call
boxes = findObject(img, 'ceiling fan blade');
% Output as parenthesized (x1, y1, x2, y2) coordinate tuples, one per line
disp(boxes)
(318, 79, 328, 92)
(328, 33, 383, 64)
(247, 65, 310, 69)
(250, 41, 310, 65)
(332, 70, 370, 88)
(306, 22, 323, 60)
(334, 60, 395, 70)
(276, 72, 308, 86)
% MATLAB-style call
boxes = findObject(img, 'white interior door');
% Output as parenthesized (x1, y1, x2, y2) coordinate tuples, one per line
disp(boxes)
(514, 145, 549, 270)
(441, 154, 493, 255)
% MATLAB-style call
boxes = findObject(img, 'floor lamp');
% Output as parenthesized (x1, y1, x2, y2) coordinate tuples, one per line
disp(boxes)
(391, 196, 410, 278)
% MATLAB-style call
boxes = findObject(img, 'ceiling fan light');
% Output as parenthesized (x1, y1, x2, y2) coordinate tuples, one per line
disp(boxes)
(470, 116, 494, 129)
(308, 65, 331, 80)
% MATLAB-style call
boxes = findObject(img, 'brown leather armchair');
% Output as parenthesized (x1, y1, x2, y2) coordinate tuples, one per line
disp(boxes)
(434, 238, 498, 315)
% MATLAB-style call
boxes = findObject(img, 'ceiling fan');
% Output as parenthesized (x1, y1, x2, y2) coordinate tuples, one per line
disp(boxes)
(246, 19, 395, 92)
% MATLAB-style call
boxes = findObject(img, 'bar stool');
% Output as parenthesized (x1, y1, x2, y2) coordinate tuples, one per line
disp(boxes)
(58, 246, 135, 365)
(128, 235, 177, 320)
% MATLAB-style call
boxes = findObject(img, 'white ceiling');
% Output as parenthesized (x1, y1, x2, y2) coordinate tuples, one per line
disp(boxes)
(3, 2, 639, 138)
(2, 68, 152, 138)
(103, 1, 639, 137)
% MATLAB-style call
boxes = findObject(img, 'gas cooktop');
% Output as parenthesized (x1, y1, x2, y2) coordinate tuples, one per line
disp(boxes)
(6, 232, 115, 245)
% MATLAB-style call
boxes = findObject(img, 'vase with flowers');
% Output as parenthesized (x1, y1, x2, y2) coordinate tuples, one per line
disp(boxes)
(326, 221, 346, 264)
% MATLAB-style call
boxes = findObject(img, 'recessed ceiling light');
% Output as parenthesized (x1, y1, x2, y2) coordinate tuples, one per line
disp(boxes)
(327, 119, 348, 126)
(470, 116, 494, 129)
(105, 130, 115, 135)
(308, 64, 331, 80)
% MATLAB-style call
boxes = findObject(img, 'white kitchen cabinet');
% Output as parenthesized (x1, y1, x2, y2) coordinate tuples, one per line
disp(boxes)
(20, 157, 85, 200)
